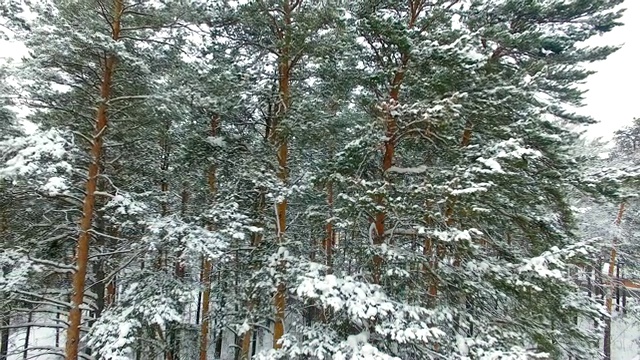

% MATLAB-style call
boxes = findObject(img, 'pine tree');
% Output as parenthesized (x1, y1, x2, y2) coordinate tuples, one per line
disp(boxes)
(0, 0, 630, 359)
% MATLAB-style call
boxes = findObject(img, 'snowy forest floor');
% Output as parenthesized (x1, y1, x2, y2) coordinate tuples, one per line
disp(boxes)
(5, 315, 640, 360)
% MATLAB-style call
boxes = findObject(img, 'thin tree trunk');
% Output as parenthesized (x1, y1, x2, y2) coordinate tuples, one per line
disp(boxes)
(251, 328, 258, 357)
(325, 140, 336, 274)
(214, 328, 223, 359)
(158, 119, 177, 360)
(0, 315, 8, 360)
(0, 210, 7, 360)
(169, 185, 188, 360)
(270, 0, 295, 349)
(23, 311, 32, 360)
(241, 191, 265, 359)
(587, 265, 593, 298)
(196, 260, 203, 325)
(604, 202, 626, 360)
(199, 258, 212, 360)
(240, 306, 253, 360)
(64, 2, 123, 359)
(199, 115, 219, 360)
(616, 260, 621, 312)
(594, 259, 603, 330)
(55, 311, 60, 348)
(372, 1, 424, 284)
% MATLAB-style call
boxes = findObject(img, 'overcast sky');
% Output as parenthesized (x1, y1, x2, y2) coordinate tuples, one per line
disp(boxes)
(1, 2, 638, 139)
(581, 1, 640, 139)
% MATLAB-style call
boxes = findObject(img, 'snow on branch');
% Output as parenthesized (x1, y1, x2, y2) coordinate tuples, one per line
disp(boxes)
(0, 128, 74, 195)
(518, 241, 593, 281)
(296, 271, 443, 345)
(385, 165, 427, 174)
(0, 250, 43, 292)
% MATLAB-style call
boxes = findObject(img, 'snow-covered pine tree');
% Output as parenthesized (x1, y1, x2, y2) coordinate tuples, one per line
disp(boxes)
(0, 0, 630, 359)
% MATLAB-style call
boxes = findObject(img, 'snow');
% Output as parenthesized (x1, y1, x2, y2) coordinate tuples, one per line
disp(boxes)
(451, 184, 491, 195)
(0, 250, 42, 292)
(386, 165, 428, 174)
(40, 176, 68, 195)
(476, 157, 504, 173)
(612, 317, 640, 359)
(519, 255, 564, 280)
(104, 193, 148, 216)
(0, 128, 71, 180)
(206, 135, 226, 147)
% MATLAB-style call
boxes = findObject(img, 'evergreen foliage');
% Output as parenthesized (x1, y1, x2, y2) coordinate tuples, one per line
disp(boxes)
(0, 0, 631, 359)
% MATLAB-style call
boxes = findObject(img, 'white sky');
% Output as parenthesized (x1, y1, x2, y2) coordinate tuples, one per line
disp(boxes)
(581, 1, 640, 140)
(1, 2, 639, 139)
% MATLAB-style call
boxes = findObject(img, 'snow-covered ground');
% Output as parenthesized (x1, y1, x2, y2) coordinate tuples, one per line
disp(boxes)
(613, 316, 640, 360)
(3, 314, 640, 359)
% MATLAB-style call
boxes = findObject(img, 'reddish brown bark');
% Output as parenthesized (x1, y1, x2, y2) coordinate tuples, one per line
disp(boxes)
(324, 180, 335, 272)
(199, 115, 220, 360)
(175, 185, 189, 278)
(105, 280, 116, 307)
(198, 258, 212, 360)
(240, 190, 265, 359)
(160, 120, 170, 216)
(438, 122, 475, 281)
(372, 1, 424, 284)
(240, 300, 254, 360)
(323, 103, 337, 274)
(64, 1, 123, 359)
(271, 0, 295, 349)
(604, 202, 626, 360)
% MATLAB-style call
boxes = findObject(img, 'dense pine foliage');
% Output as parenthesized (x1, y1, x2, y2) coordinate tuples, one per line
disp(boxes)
(0, 0, 634, 359)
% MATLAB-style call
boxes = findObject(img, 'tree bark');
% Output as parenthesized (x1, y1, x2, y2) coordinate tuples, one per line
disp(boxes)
(604, 202, 626, 360)
(0, 209, 7, 360)
(0, 315, 8, 360)
(196, 260, 203, 325)
(240, 311, 253, 360)
(169, 185, 188, 360)
(240, 191, 265, 359)
(616, 260, 620, 312)
(65, 2, 123, 359)
(324, 116, 337, 275)
(23, 311, 32, 360)
(271, 0, 294, 350)
(199, 258, 212, 360)
(372, 1, 424, 284)
(199, 115, 219, 360)
(158, 119, 178, 360)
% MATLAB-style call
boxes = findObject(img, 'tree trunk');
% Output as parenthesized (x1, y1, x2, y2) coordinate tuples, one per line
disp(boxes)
(372, 1, 425, 284)
(251, 328, 258, 357)
(240, 191, 265, 359)
(594, 260, 603, 329)
(64, 1, 123, 359)
(159, 119, 178, 360)
(214, 328, 223, 359)
(0, 210, 7, 360)
(199, 114, 219, 360)
(199, 258, 212, 360)
(240, 320, 252, 360)
(616, 260, 621, 312)
(604, 202, 626, 360)
(324, 132, 336, 274)
(0, 315, 8, 360)
(603, 318, 612, 360)
(196, 261, 203, 325)
(23, 311, 32, 360)
(271, 1, 294, 349)
(169, 185, 188, 360)
(587, 265, 592, 298)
